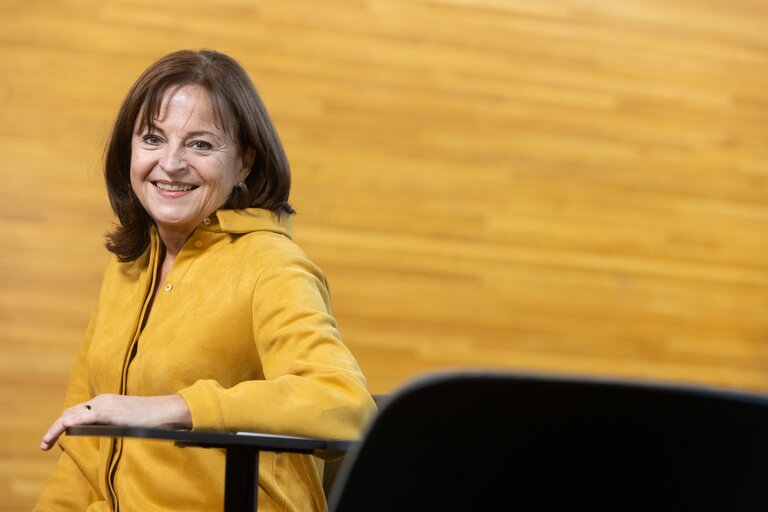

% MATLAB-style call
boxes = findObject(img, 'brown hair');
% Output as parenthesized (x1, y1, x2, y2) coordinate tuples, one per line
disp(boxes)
(104, 49, 294, 261)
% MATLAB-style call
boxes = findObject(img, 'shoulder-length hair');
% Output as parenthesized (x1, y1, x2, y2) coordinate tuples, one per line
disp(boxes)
(104, 49, 294, 262)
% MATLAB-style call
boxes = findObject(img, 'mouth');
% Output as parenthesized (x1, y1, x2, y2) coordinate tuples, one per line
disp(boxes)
(153, 180, 198, 192)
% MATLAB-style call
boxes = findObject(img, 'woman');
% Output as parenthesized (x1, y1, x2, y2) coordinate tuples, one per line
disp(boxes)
(35, 49, 375, 511)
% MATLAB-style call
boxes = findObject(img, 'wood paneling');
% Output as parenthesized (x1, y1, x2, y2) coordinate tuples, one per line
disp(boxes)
(2, 0, 768, 509)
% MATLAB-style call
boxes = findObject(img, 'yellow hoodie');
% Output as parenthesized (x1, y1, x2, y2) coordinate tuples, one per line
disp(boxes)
(35, 208, 376, 511)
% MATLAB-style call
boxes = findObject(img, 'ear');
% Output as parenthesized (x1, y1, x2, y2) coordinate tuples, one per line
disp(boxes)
(239, 147, 255, 180)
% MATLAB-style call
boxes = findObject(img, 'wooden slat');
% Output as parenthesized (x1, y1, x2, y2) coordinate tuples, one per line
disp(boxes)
(2, 0, 768, 509)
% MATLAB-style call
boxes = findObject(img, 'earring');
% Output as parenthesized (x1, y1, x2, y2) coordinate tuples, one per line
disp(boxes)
(236, 181, 248, 192)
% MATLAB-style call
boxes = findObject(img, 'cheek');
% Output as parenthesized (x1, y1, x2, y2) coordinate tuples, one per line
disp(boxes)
(129, 167, 145, 200)
(208, 158, 243, 189)
(129, 150, 152, 180)
(129, 152, 157, 199)
(129, 163, 144, 192)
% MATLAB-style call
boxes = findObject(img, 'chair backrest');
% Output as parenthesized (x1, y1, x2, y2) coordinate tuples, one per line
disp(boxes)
(327, 370, 768, 511)
(321, 394, 389, 498)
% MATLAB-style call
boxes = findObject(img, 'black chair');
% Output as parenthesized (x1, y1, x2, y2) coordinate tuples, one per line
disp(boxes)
(320, 394, 388, 497)
(327, 370, 768, 511)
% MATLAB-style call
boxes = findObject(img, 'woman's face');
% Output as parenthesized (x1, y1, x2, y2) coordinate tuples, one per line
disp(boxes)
(130, 84, 254, 244)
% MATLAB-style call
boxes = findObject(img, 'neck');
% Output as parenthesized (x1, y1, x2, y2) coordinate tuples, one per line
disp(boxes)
(157, 226, 193, 259)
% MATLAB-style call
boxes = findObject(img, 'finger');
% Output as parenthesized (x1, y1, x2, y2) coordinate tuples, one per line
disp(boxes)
(40, 404, 94, 451)
(40, 420, 65, 451)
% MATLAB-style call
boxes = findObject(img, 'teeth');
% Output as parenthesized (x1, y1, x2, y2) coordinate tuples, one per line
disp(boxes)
(156, 182, 195, 192)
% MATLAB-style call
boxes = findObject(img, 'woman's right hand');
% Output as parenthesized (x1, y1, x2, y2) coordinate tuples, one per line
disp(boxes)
(40, 393, 192, 451)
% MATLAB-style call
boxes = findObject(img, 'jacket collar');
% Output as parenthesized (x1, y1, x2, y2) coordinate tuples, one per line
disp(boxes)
(199, 208, 294, 239)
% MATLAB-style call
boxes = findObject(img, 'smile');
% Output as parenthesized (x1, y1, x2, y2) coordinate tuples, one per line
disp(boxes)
(153, 181, 198, 192)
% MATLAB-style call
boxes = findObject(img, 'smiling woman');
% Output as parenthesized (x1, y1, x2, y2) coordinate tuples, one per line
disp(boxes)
(33, 49, 376, 512)
(103, 50, 295, 263)
(129, 85, 255, 271)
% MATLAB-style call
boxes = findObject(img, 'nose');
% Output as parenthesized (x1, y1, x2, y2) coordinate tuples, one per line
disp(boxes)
(159, 143, 188, 173)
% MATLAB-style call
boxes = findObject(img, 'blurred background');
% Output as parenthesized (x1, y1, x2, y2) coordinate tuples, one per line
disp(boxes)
(2, 0, 768, 509)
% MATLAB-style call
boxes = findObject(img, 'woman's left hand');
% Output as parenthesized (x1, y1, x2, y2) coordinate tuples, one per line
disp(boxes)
(40, 393, 192, 451)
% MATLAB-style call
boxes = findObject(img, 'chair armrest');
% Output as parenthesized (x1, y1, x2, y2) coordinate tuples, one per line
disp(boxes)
(66, 425, 358, 457)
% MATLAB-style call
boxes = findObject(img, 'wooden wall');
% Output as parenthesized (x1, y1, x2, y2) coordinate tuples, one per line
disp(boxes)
(3, 0, 768, 509)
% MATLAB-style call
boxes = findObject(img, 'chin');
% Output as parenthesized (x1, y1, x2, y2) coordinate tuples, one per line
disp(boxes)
(150, 210, 197, 228)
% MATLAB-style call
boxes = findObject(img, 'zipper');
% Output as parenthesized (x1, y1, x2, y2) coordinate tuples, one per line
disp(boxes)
(105, 232, 162, 511)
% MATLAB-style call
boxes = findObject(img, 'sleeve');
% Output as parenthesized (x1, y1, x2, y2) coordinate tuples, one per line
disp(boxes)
(33, 312, 104, 511)
(177, 253, 377, 440)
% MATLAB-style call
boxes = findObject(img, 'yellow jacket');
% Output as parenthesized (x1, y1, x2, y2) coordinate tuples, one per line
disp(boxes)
(35, 208, 376, 511)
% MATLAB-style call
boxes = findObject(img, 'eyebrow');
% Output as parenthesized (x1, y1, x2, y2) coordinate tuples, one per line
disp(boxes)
(139, 123, 166, 136)
(141, 124, 221, 139)
(186, 130, 220, 138)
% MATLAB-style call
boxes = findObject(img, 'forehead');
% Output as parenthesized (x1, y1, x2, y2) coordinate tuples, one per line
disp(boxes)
(135, 84, 233, 135)
(161, 85, 212, 119)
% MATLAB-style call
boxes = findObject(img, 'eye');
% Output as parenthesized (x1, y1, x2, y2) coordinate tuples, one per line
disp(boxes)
(141, 134, 162, 145)
(191, 140, 213, 151)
